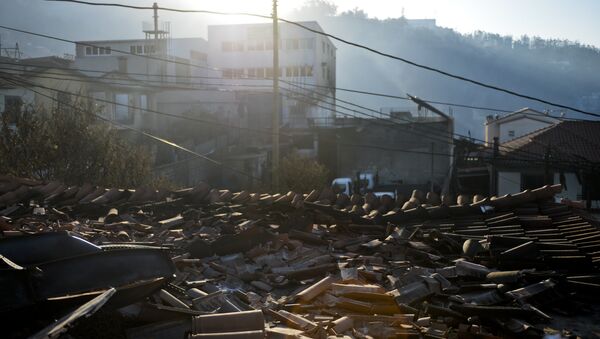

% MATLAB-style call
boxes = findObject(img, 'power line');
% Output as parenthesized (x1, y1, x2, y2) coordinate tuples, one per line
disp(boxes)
(5, 66, 576, 165)
(0, 72, 460, 160)
(3, 72, 594, 172)
(0, 59, 587, 122)
(1, 75, 265, 183)
(282, 80, 563, 161)
(2, 60, 583, 165)
(0, 25, 588, 168)
(44, 0, 600, 118)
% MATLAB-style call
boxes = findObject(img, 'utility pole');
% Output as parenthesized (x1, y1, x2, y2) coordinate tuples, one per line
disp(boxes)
(544, 144, 551, 185)
(490, 137, 499, 196)
(430, 142, 434, 192)
(271, 0, 280, 192)
(153, 2, 159, 49)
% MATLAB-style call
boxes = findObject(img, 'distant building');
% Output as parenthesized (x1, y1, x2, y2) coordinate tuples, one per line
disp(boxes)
(457, 121, 600, 208)
(329, 97, 454, 193)
(494, 121, 600, 205)
(484, 108, 560, 146)
(0, 56, 90, 126)
(207, 21, 336, 129)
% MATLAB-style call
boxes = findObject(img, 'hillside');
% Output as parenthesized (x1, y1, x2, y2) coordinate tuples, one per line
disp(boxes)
(291, 2, 600, 138)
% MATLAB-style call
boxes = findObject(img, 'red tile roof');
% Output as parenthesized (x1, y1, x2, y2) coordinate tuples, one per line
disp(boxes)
(500, 120, 600, 165)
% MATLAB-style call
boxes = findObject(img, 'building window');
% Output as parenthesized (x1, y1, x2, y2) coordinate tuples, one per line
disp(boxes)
(136, 45, 143, 54)
(114, 94, 132, 123)
(3, 96, 23, 124)
(521, 173, 545, 191)
(130, 45, 136, 54)
(56, 92, 71, 111)
(147, 45, 156, 54)
(286, 66, 293, 77)
(190, 50, 207, 62)
(247, 40, 265, 51)
(118, 57, 127, 73)
(92, 46, 99, 55)
(257, 68, 266, 78)
(223, 68, 244, 79)
(105, 46, 111, 55)
(508, 130, 515, 137)
(304, 38, 315, 49)
(223, 41, 244, 52)
(140, 94, 148, 111)
(85, 46, 92, 55)
(305, 65, 313, 77)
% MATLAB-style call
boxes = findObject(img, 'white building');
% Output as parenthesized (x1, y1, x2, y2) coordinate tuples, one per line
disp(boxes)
(207, 21, 336, 128)
(484, 108, 560, 146)
(72, 31, 219, 129)
(493, 121, 600, 207)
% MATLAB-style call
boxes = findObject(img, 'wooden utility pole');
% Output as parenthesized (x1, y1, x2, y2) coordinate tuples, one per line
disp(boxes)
(271, 0, 280, 191)
(152, 2, 160, 54)
(430, 142, 434, 192)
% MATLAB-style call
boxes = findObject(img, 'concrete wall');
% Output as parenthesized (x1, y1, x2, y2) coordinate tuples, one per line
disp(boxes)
(497, 171, 582, 200)
(554, 172, 582, 201)
(0, 68, 90, 112)
(498, 117, 553, 143)
(497, 171, 521, 196)
(485, 111, 559, 145)
(336, 120, 452, 186)
(0, 88, 35, 112)
(207, 22, 336, 128)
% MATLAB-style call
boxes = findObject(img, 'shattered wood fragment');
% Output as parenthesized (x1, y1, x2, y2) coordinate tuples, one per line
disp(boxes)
(0, 176, 597, 339)
(296, 275, 339, 302)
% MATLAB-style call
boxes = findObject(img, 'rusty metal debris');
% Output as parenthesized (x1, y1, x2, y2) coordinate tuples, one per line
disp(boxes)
(1, 176, 599, 338)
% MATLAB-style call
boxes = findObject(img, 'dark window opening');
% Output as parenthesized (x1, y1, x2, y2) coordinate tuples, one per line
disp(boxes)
(521, 173, 545, 191)
(3, 96, 23, 124)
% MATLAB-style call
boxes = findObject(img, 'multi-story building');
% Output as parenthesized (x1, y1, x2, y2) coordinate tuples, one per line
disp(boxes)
(72, 22, 214, 131)
(207, 21, 336, 129)
(484, 108, 560, 146)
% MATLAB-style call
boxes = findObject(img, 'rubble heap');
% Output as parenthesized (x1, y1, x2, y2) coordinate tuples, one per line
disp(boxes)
(1, 176, 600, 338)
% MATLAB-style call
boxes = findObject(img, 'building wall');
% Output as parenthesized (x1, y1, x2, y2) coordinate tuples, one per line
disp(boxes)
(336, 120, 452, 186)
(498, 118, 553, 143)
(0, 88, 35, 112)
(485, 111, 559, 145)
(207, 22, 336, 127)
(497, 171, 521, 196)
(554, 172, 582, 201)
(74, 39, 197, 85)
(497, 170, 582, 200)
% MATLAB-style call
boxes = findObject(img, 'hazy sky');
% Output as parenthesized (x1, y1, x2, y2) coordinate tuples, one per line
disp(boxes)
(176, 0, 600, 47)
(0, 0, 600, 47)
(0, 0, 598, 52)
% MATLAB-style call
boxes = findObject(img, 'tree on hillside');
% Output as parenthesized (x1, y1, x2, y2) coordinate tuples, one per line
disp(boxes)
(0, 101, 152, 187)
(280, 151, 329, 193)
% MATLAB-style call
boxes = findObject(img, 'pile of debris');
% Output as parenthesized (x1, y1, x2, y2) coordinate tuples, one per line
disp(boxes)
(1, 176, 599, 338)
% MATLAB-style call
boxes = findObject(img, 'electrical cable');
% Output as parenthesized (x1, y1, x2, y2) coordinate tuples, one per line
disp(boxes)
(44, 0, 600, 118)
